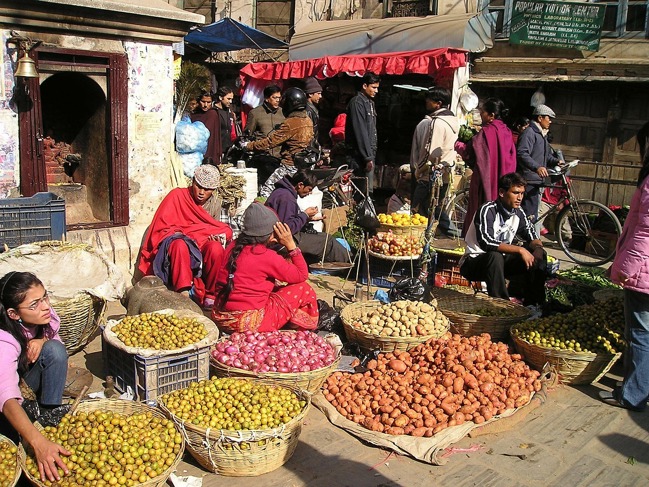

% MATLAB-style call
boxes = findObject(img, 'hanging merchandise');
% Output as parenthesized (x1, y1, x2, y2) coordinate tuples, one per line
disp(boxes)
(530, 86, 545, 107)
(459, 85, 479, 112)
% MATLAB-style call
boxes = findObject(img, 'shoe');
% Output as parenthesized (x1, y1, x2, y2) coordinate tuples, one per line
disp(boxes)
(509, 297, 524, 305)
(598, 390, 644, 411)
(540, 228, 549, 236)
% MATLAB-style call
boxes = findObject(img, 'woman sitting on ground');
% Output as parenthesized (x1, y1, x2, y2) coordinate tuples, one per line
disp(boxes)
(0, 271, 70, 482)
(211, 203, 319, 333)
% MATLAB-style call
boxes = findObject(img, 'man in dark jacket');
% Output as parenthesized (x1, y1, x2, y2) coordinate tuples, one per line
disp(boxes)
(346, 72, 380, 196)
(304, 77, 322, 140)
(244, 85, 285, 159)
(266, 170, 350, 263)
(516, 104, 562, 228)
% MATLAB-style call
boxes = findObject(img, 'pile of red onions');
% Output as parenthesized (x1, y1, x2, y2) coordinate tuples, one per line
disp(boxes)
(211, 330, 337, 373)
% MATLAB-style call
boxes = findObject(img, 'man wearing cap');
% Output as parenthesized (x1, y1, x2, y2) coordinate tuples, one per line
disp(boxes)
(304, 77, 323, 140)
(516, 104, 562, 227)
(138, 164, 233, 310)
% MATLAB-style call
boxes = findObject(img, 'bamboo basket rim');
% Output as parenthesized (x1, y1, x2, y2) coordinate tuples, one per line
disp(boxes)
(18, 398, 185, 487)
(0, 433, 21, 487)
(210, 354, 341, 394)
(367, 250, 421, 261)
(340, 300, 450, 346)
(510, 332, 620, 360)
(158, 378, 311, 441)
(434, 291, 532, 325)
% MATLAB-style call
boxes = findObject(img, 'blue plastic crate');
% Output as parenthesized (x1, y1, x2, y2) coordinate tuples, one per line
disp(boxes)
(360, 254, 421, 288)
(0, 192, 66, 249)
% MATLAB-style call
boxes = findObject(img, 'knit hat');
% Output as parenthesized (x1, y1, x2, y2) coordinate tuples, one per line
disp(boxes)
(532, 104, 556, 118)
(193, 164, 220, 189)
(242, 203, 279, 237)
(304, 77, 323, 95)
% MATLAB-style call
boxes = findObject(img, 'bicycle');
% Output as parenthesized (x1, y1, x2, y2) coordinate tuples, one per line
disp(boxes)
(532, 160, 622, 266)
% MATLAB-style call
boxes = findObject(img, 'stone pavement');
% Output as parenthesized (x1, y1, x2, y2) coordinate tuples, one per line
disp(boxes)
(67, 239, 649, 487)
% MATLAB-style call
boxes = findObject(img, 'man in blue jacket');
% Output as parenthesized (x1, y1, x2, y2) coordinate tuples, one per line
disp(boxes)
(266, 170, 350, 263)
(516, 104, 562, 230)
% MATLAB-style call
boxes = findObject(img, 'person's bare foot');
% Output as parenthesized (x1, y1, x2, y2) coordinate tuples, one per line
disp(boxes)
(180, 290, 190, 298)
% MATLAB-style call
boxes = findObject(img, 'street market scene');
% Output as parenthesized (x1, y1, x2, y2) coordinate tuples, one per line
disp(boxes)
(0, 0, 648, 486)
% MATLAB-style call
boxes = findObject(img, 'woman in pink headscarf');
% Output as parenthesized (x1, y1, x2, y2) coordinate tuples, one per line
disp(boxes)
(457, 98, 517, 236)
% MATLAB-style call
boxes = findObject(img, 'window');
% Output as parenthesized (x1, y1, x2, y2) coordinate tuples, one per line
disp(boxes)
(480, 0, 648, 38)
(255, 0, 295, 41)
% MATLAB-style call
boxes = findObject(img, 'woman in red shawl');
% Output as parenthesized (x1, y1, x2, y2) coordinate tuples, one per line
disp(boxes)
(457, 98, 517, 235)
(138, 164, 233, 308)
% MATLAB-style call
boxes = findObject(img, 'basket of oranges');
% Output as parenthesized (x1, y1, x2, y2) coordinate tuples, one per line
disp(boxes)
(377, 213, 428, 239)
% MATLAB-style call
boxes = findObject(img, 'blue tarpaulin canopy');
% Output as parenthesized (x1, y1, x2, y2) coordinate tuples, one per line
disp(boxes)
(185, 18, 288, 52)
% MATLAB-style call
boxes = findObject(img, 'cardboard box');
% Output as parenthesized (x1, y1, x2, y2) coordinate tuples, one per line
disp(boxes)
(322, 205, 348, 234)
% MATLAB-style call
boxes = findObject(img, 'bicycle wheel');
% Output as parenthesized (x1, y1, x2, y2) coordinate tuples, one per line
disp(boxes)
(556, 200, 622, 266)
(442, 189, 469, 237)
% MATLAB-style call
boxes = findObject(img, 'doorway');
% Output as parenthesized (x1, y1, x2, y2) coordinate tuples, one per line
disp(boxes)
(19, 48, 129, 229)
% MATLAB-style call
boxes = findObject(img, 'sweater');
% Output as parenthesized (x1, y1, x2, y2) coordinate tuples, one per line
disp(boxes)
(215, 244, 309, 310)
(410, 108, 459, 183)
(265, 177, 309, 235)
(0, 308, 63, 412)
(610, 175, 649, 294)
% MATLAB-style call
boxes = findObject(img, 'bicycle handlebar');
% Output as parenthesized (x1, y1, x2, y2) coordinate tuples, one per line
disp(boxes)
(547, 160, 579, 176)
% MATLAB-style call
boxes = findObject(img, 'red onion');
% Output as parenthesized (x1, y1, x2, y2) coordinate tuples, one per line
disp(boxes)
(211, 330, 337, 373)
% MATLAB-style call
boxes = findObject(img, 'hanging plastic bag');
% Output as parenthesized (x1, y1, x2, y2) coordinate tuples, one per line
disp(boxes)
(459, 86, 479, 112)
(388, 277, 431, 302)
(317, 299, 344, 335)
(354, 197, 380, 233)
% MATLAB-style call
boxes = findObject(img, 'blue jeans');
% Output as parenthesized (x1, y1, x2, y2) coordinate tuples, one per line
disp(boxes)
(618, 289, 649, 410)
(23, 339, 68, 407)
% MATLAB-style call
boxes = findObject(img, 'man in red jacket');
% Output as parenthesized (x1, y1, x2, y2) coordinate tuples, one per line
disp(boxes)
(138, 164, 232, 309)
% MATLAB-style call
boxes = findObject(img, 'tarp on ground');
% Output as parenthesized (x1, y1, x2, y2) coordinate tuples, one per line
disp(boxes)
(289, 13, 498, 60)
(185, 17, 288, 52)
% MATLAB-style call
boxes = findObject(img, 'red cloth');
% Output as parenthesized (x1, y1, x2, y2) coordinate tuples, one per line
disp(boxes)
(167, 238, 226, 298)
(329, 113, 346, 144)
(214, 243, 309, 310)
(463, 120, 516, 234)
(240, 48, 467, 86)
(138, 187, 233, 278)
(542, 180, 569, 206)
(190, 109, 223, 164)
(211, 284, 318, 333)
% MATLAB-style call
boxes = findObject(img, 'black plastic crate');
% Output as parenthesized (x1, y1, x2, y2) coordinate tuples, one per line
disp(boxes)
(102, 334, 210, 402)
(0, 192, 66, 249)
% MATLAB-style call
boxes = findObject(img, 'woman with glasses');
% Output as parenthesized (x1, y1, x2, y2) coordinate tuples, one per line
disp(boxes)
(0, 271, 70, 482)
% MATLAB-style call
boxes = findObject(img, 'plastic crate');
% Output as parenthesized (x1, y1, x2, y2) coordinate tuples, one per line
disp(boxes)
(102, 334, 210, 402)
(432, 250, 470, 287)
(360, 254, 421, 288)
(0, 192, 66, 249)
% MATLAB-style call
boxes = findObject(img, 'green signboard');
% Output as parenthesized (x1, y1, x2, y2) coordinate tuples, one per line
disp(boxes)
(510, 0, 606, 51)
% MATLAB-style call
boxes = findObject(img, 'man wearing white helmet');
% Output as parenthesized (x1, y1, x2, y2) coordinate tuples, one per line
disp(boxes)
(516, 104, 563, 229)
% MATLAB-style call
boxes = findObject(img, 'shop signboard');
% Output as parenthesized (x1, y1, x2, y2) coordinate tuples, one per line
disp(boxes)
(510, 0, 606, 51)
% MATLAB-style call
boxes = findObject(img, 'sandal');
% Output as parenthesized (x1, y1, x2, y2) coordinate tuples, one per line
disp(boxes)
(598, 390, 643, 411)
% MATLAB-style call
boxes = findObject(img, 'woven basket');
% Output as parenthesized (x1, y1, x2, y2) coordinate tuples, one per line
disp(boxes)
(511, 334, 621, 385)
(339, 300, 449, 352)
(18, 399, 185, 487)
(51, 291, 106, 355)
(378, 223, 426, 238)
(158, 379, 310, 476)
(432, 289, 531, 342)
(592, 288, 624, 302)
(0, 434, 21, 487)
(210, 333, 341, 395)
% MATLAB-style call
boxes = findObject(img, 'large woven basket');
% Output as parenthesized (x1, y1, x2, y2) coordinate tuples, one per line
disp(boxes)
(0, 434, 21, 487)
(158, 379, 310, 476)
(432, 288, 531, 342)
(367, 250, 421, 261)
(18, 399, 185, 487)
(51, 292, 106, 355)
(511, 334, 621, 385)
(211, 332, 341, 395)
(378, 223, 426, 239)
(339, 300, 449, 352)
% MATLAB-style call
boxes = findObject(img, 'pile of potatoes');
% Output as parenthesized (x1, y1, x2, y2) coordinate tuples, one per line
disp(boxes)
(352, 300, 449, 338)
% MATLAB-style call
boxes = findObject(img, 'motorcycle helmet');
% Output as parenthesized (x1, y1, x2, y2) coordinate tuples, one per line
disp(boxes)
(282, 87, 307, 117)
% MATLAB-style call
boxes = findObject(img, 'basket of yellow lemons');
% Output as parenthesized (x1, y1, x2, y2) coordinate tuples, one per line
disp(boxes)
(377, 213, 428, 238)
